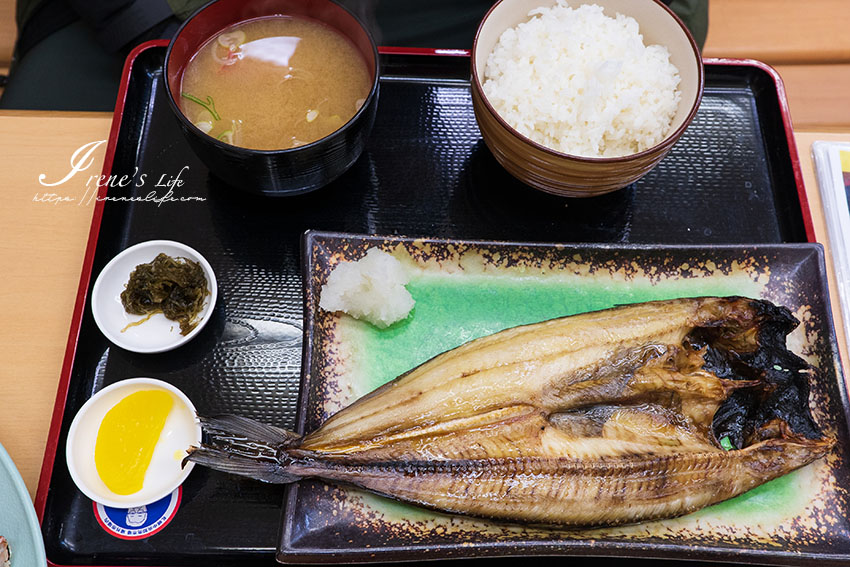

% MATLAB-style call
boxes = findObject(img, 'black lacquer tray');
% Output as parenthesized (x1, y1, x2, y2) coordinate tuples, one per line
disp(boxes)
(37, 41, 820, 567)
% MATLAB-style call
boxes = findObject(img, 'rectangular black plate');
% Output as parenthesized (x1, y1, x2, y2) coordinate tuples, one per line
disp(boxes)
(289, 232, 850, 565)
(40, 42, 815, 566)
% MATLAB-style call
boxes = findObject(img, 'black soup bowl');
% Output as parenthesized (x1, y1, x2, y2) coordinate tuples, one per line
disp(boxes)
(164, 0, 380, 196)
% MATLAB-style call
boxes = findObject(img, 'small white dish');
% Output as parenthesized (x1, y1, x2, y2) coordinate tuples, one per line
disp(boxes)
(66, 378, 202, 509)
(91, 240, 217, 353)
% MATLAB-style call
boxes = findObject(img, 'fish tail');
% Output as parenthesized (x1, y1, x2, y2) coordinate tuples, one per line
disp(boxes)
(185, 415, 303, 484)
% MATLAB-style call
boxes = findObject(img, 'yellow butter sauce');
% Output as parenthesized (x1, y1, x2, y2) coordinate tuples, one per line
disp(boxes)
(94, 390, 174, 495)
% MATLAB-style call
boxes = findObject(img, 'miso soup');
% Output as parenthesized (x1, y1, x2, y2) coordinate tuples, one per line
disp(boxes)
(179, 16, 372, 150)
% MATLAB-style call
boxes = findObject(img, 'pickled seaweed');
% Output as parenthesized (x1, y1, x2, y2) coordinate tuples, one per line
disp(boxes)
(120, 253, 208, 335)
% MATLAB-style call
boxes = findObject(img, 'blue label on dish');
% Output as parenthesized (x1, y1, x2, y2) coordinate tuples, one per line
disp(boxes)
(93, 487, 181, 540)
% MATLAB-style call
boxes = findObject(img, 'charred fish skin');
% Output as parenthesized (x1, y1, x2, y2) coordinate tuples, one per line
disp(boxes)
(699, 297, 825, 448)
(187, 296, 835, 528)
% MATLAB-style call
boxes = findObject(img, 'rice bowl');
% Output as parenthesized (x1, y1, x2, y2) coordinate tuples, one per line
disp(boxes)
(470, 0, 704, 197)
(482, 2, 682, 158)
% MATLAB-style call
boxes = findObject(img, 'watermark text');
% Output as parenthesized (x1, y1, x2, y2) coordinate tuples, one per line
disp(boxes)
(34, 140, 205, 206)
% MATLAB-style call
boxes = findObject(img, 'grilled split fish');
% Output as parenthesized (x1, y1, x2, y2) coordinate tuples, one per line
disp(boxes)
(187, 296, 834, 527)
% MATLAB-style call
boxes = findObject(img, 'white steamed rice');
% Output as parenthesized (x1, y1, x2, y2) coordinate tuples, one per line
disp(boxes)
(482, 1, 682, 158)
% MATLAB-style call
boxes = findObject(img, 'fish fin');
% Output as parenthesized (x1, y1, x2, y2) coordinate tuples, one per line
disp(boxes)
(184, 415, 302, 484)
(185, 446, 300, 483)
(740, 420, 834, 478)
(720, 378, 764, 393)
(746, 417, 834, 447)
(199, 414, 301, 446)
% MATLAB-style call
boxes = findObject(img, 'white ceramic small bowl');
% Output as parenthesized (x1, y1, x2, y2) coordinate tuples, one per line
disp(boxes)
(92, 240, 217, 353)
(66, 378, 201, 508)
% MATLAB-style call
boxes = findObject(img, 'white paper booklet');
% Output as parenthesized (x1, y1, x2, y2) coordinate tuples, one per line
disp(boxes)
(812, 141, 850, 347)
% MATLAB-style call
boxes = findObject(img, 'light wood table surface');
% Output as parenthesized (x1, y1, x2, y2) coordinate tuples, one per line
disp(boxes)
(0, 110, 847, 508)
(704, 0, 850, 65)
(0, 110, 112, 501)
